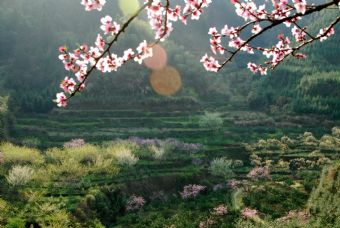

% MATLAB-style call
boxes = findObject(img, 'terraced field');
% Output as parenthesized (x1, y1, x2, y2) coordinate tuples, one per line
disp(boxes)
(11, 104, 339, 195)
(4, 104, 340, 227)
(12, 104, 336, 149)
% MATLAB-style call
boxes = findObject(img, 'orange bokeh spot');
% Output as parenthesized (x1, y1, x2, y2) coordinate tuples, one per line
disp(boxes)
(144, 44, 167, 70)
(150, 66, 182, 96)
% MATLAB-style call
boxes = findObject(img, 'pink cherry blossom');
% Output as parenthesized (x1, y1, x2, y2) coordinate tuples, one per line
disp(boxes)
(293, 0, 307, 14)
(95, 34, 105, 51)
(122, 49, 135, 62)
(60, 77, 76, 94)
(319, 27, 335, 42)
(134, 40, 153, 64)
(247, 62, 258, 74)
(100, 16, 120, 35)
(55, 92, 67, 107)
(81, 0, 106, 11)
(229, 37, 245, 49)
(291, 26, 306, 42)
(200, 54, 221, 72)
(59, 46, 67, 53)
(251, 24, 262, 34)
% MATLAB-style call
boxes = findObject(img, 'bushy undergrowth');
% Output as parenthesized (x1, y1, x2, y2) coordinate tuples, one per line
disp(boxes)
(1, 128, 340, 228)
(0, 137, 205, 227)
(0, 143, 43, 165)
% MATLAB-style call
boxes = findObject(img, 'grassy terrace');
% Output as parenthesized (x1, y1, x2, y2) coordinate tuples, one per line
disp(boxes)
(12, 104, 338, 148)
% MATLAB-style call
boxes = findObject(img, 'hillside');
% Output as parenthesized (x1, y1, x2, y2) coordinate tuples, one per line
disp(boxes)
(1, 1, 340, 228)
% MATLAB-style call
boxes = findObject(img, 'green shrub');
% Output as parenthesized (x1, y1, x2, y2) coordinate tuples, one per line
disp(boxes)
(148, 142, 174, 160)
(0, 198, 9, 224)
(243, 184, 307, 219)
(46, 144, 101, 165)
(21, 137, 41, 148)
(209, 158, 235, 180)
(5, 218, 25, 228)
(198, 112, 224, 130)
(235, 218, 308, 228)
(74, 185, 125, 226)
(46, 158, 86, 179)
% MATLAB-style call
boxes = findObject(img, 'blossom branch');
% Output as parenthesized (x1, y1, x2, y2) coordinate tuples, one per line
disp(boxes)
(219, 1, 337, 70)
(273, 14, 340, 69)
(201, 0, 339, 74)
(56, 0, 211, 107)
(56, 0, 340, 107)
(67, 1, 151, 101)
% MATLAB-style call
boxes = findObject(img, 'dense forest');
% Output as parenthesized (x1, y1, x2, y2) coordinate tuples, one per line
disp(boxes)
(1, 0, 340, 228)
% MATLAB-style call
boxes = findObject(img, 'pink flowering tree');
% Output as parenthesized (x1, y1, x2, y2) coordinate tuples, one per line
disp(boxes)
(241, 207, 259, 219)
(55, 0, 340, 107)
(180, 184, 206, 199)
(198, 204, 228, 228)
(247, 166, 271, 181)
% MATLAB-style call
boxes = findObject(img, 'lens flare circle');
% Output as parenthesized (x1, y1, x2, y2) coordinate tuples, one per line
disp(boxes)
(150, 66, 182, 96)
(118, 0, 140, 16)
(144, 44, 167, 70)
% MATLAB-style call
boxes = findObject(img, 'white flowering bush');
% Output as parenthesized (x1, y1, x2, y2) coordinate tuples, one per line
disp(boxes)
(149, 144, 166, 160)
(112, 149, 139, 167)
(7, 165, 35, 187)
